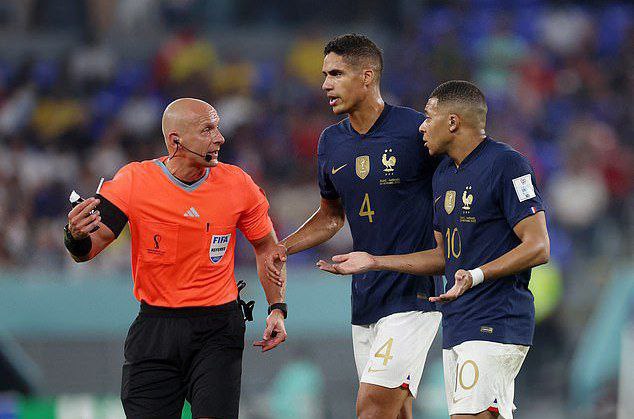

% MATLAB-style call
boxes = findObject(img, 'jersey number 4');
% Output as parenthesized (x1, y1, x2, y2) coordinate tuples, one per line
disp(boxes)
(359, 193, 375, 223)
(374, 338, 394, 366)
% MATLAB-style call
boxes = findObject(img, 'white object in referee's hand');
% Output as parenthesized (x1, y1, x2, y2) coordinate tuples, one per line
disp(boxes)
(69, 190, 84, 208)
(69, 177, 104, 208)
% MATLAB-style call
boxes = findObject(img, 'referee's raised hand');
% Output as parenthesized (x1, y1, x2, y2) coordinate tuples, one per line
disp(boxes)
(67, 197, 101, 239)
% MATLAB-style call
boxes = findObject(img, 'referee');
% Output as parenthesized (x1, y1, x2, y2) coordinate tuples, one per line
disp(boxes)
(63, 98, 287, 419)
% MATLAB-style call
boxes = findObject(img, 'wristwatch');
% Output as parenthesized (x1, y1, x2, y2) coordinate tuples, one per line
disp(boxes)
(267, 303, 287, 319)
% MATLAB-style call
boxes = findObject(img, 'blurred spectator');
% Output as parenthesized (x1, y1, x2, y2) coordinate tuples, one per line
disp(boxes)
(0, 1, 630, 271)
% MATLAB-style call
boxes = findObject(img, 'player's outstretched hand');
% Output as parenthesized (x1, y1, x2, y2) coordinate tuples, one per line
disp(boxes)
(429, 269, 473, 303)
(253, 310, 287, 352)
(263, 243, 287, 287)
(316, 252, 376, 275)
(67, 197, 101, 239)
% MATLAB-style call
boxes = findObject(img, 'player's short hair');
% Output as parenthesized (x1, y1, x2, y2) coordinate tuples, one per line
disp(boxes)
(430, 80, 488, 118)
(324, 34, 383, 76)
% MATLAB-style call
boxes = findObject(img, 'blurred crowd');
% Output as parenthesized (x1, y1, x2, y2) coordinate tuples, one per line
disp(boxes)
(0, 1, 631, 278)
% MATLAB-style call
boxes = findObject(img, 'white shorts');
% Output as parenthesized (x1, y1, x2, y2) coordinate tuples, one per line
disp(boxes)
(443, 340, 529, 419)
(352, 311, 441, 398)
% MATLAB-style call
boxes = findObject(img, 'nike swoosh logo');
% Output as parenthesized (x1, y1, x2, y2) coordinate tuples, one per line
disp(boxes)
(332, 164, 347, 175)
(367, 367, 387, 373)
(434, 195, 442, 205)
(452, 395, 470, 404)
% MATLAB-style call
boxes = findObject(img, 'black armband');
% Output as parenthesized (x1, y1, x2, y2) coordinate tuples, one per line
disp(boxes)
(268, 303, 287, 319)
(63, 224, 92, 257)
(95, 194, 128, 238)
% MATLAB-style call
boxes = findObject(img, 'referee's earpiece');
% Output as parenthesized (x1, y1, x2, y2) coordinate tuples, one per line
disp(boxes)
(168, 137, 180, 161)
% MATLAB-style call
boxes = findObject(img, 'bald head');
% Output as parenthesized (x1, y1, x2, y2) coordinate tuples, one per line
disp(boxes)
(161, 98, 219, 141)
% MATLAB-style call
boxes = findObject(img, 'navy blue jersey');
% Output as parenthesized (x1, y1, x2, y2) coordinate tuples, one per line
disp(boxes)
(432, 137, 545, 349)
(318, 104, 439, 325)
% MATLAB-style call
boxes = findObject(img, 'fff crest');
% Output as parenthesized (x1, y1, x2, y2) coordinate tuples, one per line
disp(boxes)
(445, 190, 456, 214)
(462, 186, 474, 211)
(356, 155, 370, 179)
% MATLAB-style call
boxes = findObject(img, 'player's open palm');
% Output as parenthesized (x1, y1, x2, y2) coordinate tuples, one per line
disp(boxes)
(429, 269, 473, 303)
(264, 243, 287, 287)
(253, 311, 287, 352)
(316, 252, 376, 275)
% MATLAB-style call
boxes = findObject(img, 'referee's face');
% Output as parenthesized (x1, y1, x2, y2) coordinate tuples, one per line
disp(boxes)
(184, 106, 225, 167)
(322, 53, 365, 115)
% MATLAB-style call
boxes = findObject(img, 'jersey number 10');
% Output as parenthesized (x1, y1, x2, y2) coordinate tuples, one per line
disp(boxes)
(445, 227, 462, 259)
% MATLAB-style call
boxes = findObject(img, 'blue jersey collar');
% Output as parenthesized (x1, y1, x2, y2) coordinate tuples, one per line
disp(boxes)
(455, 136, 491, 170)
(345, 103, 392, 136)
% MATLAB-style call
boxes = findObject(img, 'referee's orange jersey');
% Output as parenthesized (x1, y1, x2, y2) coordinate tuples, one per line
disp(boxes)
(99, 157, 273, 308)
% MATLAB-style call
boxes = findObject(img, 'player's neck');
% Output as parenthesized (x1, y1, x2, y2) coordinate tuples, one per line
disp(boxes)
(449, 133, 487, 167)
(165, 158, 206, 183)
(349, 96, 384, 135)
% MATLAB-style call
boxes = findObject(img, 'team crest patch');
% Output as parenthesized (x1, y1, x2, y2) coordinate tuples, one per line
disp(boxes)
(356, 155, 370, 180)
(445, 190, 456, 214)
(209, 234, 231, 263)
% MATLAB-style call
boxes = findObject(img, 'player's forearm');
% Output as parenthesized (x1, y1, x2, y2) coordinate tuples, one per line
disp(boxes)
(256, 254, 286, 304)
(374, 248, 445, 276)
(479, 239, 549, 281)
(253, 233, 286, 303)
(281, 207, 344, 255)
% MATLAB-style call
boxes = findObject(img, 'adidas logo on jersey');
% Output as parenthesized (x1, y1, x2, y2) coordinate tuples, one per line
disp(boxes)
(184, 207, 200, 218)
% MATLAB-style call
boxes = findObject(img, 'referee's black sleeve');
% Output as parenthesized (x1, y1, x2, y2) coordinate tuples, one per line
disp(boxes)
(95, 194, 128, 238)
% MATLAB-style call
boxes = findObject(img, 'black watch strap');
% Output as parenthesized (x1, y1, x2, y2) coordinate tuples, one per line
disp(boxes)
(63, 224, 92, 257)
(267, 303, 287, 319)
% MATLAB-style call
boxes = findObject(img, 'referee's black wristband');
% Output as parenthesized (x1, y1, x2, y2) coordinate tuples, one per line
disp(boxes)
(268, 303, 287, 319)
(63, 224, 92, 257)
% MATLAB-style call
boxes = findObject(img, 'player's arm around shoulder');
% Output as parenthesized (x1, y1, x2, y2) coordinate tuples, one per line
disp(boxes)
(251, 231, 288, 352)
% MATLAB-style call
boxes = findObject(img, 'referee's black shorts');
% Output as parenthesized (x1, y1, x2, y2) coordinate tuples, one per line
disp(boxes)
(121, 300, 245, 419)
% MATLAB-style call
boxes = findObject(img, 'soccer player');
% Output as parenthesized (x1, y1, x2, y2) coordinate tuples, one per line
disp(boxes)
(318, 80, 550, 419)
(265, 34, 440, 419)
(63, 98, 287, 419)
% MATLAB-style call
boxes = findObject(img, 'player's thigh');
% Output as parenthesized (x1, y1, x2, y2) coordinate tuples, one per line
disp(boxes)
(443, 341, 528, 419)
(357, 382, 410, 418)
(360, 311, 441, 398)
(397, 395, 413, 419)
(352, 323, 375, 380)
(187, 311, 245, 419)
(121, 316, 186, 419)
